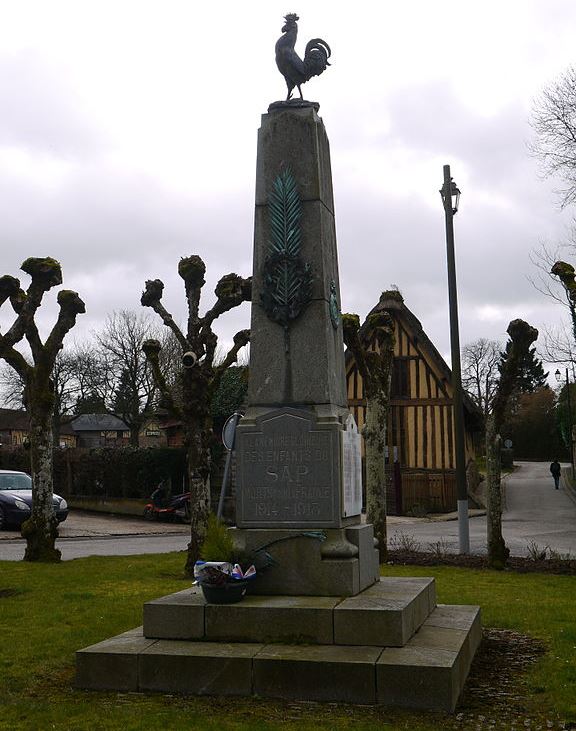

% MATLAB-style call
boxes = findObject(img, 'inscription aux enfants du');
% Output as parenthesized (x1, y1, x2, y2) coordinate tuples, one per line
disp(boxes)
(236, 411, 342, 527)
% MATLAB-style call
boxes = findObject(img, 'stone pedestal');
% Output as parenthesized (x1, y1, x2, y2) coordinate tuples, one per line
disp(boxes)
(235, 104, 371, 596)
(230, 524, 379, 596)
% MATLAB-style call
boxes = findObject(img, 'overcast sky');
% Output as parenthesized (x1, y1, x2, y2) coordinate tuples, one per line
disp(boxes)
(1, 0, 576, 373)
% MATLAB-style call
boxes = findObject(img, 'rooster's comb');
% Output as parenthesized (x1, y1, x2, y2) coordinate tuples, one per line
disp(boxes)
(284, 13, 299, 23)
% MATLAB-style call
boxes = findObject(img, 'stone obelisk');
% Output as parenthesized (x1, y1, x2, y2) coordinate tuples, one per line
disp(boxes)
(232, 101, 379, 596)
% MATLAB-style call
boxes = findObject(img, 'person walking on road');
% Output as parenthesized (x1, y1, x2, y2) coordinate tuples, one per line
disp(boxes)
(550, 460, 561, 489)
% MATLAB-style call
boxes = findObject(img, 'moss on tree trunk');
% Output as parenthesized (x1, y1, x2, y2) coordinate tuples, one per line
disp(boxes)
(0, 259, 85, 564)
(343, 307, 394, 562)
(364, 391, 389, 560)
(485, 417, 508, 569)
(183, 416, 212, 575)
(141, 259, 251, 576)
(22, 406, 61, 561)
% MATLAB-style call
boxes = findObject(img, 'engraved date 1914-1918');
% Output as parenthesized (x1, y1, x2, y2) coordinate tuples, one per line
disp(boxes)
(254, 502, 322, 519)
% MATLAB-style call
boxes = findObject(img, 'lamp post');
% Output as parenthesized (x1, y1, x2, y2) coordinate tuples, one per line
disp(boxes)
(555, 368, 574, 476)
(440, 164, 470, 554)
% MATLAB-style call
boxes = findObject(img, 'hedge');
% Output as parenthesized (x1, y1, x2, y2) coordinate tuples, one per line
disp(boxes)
(0, 447, 188, 499)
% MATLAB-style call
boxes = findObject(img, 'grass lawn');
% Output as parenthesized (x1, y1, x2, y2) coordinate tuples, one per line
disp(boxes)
(0, 552, 574, 730)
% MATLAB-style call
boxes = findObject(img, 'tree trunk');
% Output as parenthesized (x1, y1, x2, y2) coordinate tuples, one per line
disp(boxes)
(52, 410, 61, 448)
(485, 416, 509, 569)
(21, 406, 61, 562)
(364, 395, 388, 561)
(183, 419, 211, 576)
(129, 426, 140, 447)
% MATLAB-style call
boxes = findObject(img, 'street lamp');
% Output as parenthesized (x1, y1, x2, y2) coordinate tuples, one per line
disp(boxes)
(440, 164, 470, 554)
(555, 368, 574, 476)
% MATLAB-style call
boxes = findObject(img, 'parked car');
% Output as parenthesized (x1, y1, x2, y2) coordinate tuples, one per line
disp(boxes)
(0, 470, 69, 530)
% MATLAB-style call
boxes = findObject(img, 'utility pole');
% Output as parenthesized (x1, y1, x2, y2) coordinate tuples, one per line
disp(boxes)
(440, 164, 470, 554)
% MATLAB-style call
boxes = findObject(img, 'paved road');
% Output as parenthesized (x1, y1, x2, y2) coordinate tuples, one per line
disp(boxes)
(388, 461, 576, 557)
(0, 462, 574, 560)
(0, 510, 190, 561)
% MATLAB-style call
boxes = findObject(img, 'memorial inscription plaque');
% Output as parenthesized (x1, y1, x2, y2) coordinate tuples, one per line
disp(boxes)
(341, 413, 362, 517)
(236, 408, 341, 528)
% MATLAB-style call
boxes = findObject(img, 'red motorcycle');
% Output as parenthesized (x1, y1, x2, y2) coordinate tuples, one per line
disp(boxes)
(143, 487, 191, 523)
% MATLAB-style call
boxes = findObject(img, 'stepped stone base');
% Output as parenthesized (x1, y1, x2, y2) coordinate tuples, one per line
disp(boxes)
(143, 577, 435, 646)
(77, 578, 482, 711)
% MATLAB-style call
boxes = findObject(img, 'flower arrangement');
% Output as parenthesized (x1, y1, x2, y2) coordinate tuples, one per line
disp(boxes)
(194, 515, 256, 603)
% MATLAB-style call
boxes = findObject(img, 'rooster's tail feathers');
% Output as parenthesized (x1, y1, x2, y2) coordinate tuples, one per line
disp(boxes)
(303, 37, 331, 80)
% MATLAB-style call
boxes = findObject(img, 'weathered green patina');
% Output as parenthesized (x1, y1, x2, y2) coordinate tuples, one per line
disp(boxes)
(329, 280, 340, 329)
(261, 168, 312, 349)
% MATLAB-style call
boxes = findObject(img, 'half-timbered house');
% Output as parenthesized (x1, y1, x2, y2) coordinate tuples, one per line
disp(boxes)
(346, 291, 482, 515)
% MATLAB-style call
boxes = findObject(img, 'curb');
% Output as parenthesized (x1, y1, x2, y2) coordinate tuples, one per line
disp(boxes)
(0, 529, 190, 543)
(561, 467, 576, 506)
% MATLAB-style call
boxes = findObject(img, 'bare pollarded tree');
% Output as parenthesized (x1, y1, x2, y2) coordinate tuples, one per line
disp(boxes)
(343, 308, 395, 561)
(0, 258, 85, 561)
(141, 255, 251, 574)
(486, 319, 538, 569)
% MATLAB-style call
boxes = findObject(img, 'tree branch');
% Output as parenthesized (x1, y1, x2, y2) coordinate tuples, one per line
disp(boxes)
(43, 291, 86, 368)
(212, 329, 250, 392)
(3, 258, 62, 349)
(178, 256, 206, 347)
(201, 274, 252, 330)
(141, 279, 189, 353)
(142, 339, 182, 418)
(0, 340, 32, 380)
(342, 313, 370, 384)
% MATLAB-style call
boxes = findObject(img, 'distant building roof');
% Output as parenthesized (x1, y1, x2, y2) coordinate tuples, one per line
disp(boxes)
(70, 414, 129, 432)
(0, 408, 28, 430)
(0, 408, 76, 436)
(346, 291, 483, 428)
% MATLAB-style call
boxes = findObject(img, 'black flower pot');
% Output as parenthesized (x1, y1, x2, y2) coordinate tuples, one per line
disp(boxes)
(200, 580, 248, 604)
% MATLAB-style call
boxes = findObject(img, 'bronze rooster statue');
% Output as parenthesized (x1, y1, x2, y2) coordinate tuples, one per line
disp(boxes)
(275, 13, 331, 101)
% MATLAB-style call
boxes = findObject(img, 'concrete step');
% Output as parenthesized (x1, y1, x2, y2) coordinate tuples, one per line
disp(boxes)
(143, 576, 436, 647)
(76, 604, 481, 711)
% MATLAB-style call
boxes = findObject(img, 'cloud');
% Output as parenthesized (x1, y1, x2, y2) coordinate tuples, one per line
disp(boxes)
(1, 0, 576, 379)
(0, 50, 104, 156)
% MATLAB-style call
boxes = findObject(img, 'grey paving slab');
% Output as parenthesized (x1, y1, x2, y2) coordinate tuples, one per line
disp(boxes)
(377, 645, 461, 711)
(426, 604, 481, 629)
(423, 604, 482, 676)
(139, 641, 264, 695)
(374, 577, 437, 614)
(376, 604, 481, 711)
(75, 627, 156, 691)
(143, 587, 205, 640)
(205, 595, 339, 644)
(334, 577, 434, 646)
(410, 625, 469, 652)
(254, 644, 382, 703)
